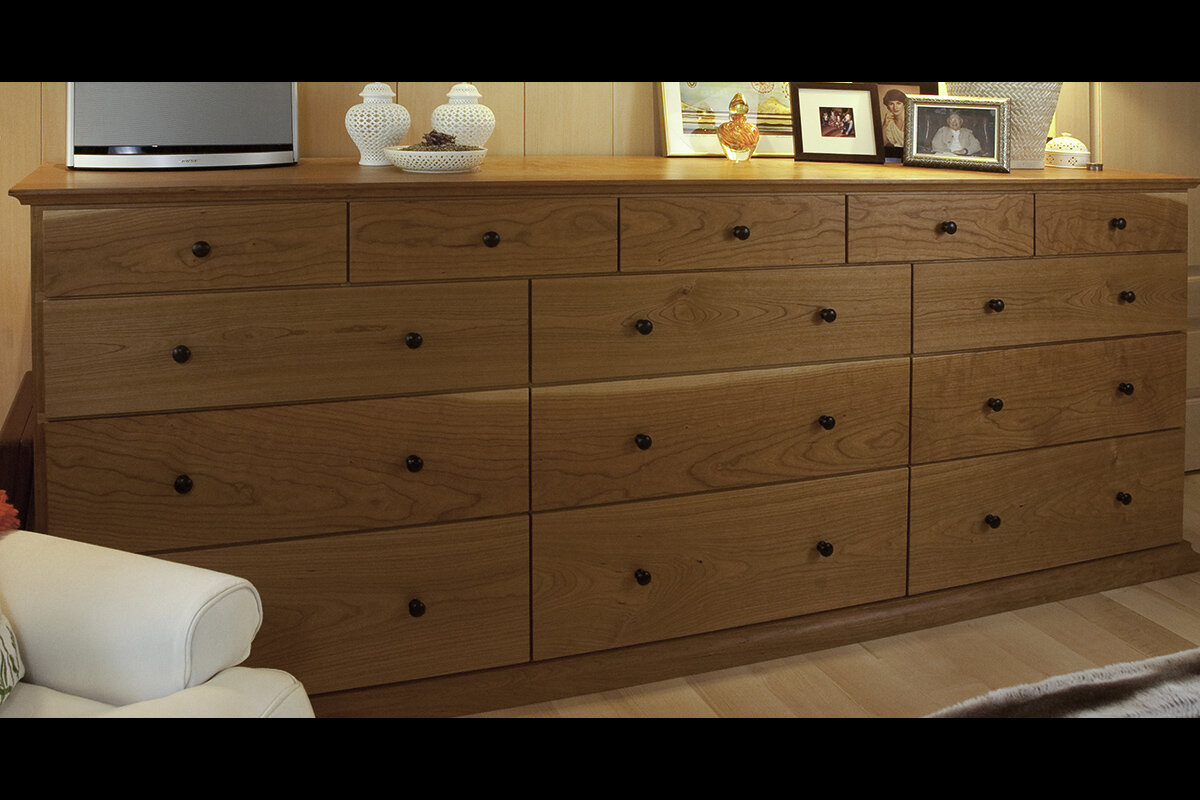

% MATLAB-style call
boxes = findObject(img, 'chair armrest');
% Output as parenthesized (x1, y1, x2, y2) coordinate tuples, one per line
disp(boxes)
(0, 530, 262, 706)
(98, 667, 315, 718)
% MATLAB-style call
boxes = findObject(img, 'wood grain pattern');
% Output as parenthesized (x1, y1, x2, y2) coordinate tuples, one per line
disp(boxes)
(910, 430, 1184, 594)
(42, 389, 529, 551)
(914, 252, 1187, 353)
(41, 281, 528, 418)
(1036, 191, 1189, 255)
(531, 265, 911, 384)
(531, 469, 908, 661)
(911, 334, 1185, 463)
(532, 360, 909, 510)
(847, 192, 1035, 263)
(40, 203, 348, 297)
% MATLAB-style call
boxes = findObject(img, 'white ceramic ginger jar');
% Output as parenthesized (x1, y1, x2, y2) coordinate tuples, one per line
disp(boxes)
(345, 82, 411, 166)
(431, 82, 495, 148)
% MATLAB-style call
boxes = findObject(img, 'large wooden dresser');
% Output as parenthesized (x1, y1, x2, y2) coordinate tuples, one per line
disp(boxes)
(10, 157, 1200, 716)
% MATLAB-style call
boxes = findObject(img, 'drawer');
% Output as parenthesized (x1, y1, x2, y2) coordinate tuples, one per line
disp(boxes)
(349, 198, 618, 281)
(531, 265, 911, 383)
(532, 360, 910, 510)
(913, 253, 1187, 353)
(909, 430, 1184, 594)
(1036, 192, 1188, 255)
(532, 469, 908, 660)
(847, 192, 1034, 263)
(40, 203, 347, 297)
(620, 194, 844, 271)
(911, 334, 1185, 463)
(167, 516, 530, 694)
(41, 281, 528, 418)
(43, 389, 529, 551)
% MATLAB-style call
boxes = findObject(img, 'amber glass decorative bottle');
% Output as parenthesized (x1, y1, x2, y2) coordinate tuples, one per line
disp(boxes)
(716, 92, 760, 162)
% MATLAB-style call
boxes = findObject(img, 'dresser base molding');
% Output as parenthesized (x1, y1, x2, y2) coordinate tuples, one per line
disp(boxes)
(309, 541, 1200, 718)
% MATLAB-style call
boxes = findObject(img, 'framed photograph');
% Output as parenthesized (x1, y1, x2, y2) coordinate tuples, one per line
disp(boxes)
(788, 82, 884, 164)
(870, 82, 939, 160)
(659, 82, 795, 157)
(903, 94, 1011, 173)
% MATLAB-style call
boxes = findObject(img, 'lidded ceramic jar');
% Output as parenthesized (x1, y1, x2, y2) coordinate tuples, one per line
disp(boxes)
(431, 82, 495, 148)
(345, 82, 411, 166)
(1045, 132, 1091, 169)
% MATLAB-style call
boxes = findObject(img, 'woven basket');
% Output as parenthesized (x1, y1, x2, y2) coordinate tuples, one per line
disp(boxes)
(945, 82, 1062, 169)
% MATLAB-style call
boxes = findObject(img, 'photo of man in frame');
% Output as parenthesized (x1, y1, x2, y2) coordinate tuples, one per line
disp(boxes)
(912, 105, 997, 160)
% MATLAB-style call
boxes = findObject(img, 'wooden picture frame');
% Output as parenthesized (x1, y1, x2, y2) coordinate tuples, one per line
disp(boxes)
(871, 82, 939, 160)
(903, 94, 1011, 173)
(788, 82, 884, 164)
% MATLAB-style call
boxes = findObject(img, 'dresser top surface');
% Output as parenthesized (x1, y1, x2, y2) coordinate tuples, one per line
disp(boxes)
(10, 156, 1199, 206)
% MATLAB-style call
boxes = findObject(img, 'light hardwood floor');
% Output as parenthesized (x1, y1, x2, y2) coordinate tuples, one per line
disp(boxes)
(470, 473, 1200, 718)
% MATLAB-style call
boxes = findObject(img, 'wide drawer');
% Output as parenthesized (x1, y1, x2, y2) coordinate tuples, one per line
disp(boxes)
(41, 281, 528, 418)
(913, 253, 1186, 353)
(532, 360, 910, 510)
(531, 265, 911, 383)
(43, 389, 529, 551)
(40, 203, 347, 297)
(620, 194, 844, 271)
(909, 430, 1184, 594)
(168, 516, 530, 695)
(532, 469, 909, 660)
(847, 192, 1034, 263)
(349, 197, 618, 281)
(1036, 192, 1188, 255)
(911, 334, 1185, 463)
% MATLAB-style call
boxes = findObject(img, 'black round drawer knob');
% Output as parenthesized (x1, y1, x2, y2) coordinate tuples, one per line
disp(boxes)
(1116, 491, 1133, 506)
(635, 318, 654, 335)
(984, 514, 1002, 529)
(987, 298, 1006, 313)
(408, 598, 426, 618)
(987, 397, 1004, 412)
(819, 308, 838, 323)
(1118, 382, 1135, 395)
(634, 568, 652, 586)
(191, 240, 211, 258)
(406, 455, 424, 473)
(1119, 290, 1137, 303)
(174, 474, 194, 495)
(816, 541, 834, 558)
(482, 231, 501, 247)
(405, 332, 423, 349)
(818, 415, 836, 430)
(732, 225, 751, 241)
(171, 345, 192, 364)
(1111, 217, 1127, 230)
(941, 220, 958, 235)
(634, 433, 653, 450)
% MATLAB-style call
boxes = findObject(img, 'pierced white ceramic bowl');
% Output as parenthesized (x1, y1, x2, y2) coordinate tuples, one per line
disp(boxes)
(384, 146, 487, 173)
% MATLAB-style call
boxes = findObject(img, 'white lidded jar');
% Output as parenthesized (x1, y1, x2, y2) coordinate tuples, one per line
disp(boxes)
(430, 82, 496, 148)
(345, 82, 411, 166)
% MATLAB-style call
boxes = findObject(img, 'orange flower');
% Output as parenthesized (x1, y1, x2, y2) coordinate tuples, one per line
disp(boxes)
(0, 490, 20, 531)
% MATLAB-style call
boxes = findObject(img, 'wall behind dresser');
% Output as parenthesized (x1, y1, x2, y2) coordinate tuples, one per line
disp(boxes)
(3, 81, 1200, 463)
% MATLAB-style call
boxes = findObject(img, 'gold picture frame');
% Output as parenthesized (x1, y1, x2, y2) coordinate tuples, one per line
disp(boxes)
(903, 94, 1011, 173)
(658, 82, 795, 157)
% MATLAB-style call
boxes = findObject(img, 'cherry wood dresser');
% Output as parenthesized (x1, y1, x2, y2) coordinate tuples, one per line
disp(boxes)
(11, 157, 1200, 716)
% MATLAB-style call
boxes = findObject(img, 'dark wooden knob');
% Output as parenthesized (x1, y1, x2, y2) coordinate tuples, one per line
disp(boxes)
(171, 345, 191, 364)
(818, 415, 836, 430)
(406, 455, 424, 473)
(816, 541, 834, 558)
(987, 397, 1004, 411)
(1116, 491, 1132, 505)
(1111, 217, 1127, 230)
(634, 568, 652, 586)
(482, 231, 501, 247)
(635, 319, 654, 335)
(1119, 290, 1137, 303)
(984, 514, 1002, 529)
(408, 598, 426, 617)
(819, 308, 837, 323)
(191, 240, 211, 258)
(1118, 382, 1135, 395)
(941, 220, 958, 235)
(634, 433, 653, 450)
(987, 298, 1005, 312)
(174, 474, 193, 494)
(405, 332, 423, 349)
(732, 225, 751, 241)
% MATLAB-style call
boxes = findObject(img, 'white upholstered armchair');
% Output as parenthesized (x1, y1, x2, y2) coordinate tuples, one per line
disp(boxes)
(0, 529, 314, 717)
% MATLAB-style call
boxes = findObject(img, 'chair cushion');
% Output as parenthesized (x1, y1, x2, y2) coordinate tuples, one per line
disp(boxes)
(0, 609, 24, 706)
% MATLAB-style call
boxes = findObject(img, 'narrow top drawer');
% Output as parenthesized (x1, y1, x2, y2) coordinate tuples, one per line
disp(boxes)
(848, 192, 1034, 263)
(620, 195, 844, 271)
(350, 198, 618, 281)
(41, 203, 347, 297)
(1035, 192, 1188, 255)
